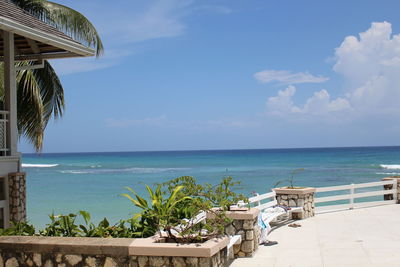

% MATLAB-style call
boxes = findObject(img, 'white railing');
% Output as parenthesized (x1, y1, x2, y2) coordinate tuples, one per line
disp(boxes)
(0, 111, 9, 156)
(315, 179, 397, 214)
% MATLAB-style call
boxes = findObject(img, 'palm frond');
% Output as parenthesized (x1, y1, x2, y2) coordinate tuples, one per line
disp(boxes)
(16, 61, 65, 152)
(44, 1, 103, 56)
(8, 0, 103, 152)
(11, 0, 103, 56)
(11, 0, 48, 20)
(31, 60, 65, 123)
(16, 61, 45, 151)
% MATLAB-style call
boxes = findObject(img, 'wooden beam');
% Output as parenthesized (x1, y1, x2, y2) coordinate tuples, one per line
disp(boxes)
(0, 51, 82, 61)
(26, 38, 40, 54)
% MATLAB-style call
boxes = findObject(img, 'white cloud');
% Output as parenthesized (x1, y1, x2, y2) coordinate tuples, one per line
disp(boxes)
(254, 70, 329, 84)
(54, 0, 232, 75)
(265, 21, 400, 120)
(266, 85, 300, 115)
(100, 0, 190, 44)
(51, 48, 132, 75)
(334, 21, 400, 114)
(53, 0, 190, 75)
(302, 90, 351, 114)
(266, 86, 351, 117)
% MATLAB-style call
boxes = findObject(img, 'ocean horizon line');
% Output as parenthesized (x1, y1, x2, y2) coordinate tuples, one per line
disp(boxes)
(21, 144, 400, 156)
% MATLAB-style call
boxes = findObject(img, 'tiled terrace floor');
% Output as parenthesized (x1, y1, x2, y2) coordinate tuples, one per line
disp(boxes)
(230, 204, 400, 267)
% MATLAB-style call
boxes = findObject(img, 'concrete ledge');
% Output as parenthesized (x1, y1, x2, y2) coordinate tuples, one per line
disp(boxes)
(0, 236, 134, 256)
(225, 208, 259, 220)
(130, 236, 229, 257)
(273, 187, 316, 195)
(0, 235, 229, 258)
(207, 208, 259, 220)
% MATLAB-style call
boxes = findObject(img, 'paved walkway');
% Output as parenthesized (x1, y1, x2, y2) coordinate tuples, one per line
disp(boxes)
(230, 204, 400, 267)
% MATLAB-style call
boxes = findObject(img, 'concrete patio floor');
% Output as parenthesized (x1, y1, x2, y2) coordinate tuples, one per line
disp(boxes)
(230, 204, 400, 267)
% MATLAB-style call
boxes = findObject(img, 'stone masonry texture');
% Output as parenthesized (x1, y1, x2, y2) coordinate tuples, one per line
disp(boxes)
(275, 192, 315, 219)
(0, 249, 228, 267)
(224, 217, 260, 258)
(8, 172, 26, 223)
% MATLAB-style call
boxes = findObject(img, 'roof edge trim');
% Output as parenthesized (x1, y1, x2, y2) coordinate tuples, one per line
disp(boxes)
(0, 16, 95, 57)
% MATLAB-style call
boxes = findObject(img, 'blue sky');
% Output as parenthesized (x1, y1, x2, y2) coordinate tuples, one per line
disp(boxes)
(19, 0, 400, 153)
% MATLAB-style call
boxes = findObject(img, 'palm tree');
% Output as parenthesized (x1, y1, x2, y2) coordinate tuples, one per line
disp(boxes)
(0, 0, 103, 151)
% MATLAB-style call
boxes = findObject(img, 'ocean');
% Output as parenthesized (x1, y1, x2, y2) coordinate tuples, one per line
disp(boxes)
(22, 146, 400, 228)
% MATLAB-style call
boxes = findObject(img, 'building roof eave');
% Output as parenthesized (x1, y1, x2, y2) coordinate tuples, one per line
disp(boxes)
(0, 16, 95, 58)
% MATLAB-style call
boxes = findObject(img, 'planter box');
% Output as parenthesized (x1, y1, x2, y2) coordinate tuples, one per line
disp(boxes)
(273, 187, 316, 219)
(0, 236, 230, 267)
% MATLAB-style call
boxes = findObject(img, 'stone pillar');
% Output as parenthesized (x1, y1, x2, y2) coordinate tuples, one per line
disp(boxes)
(382, 177, 400, 203)
(8, 172, 26, 223)
(274, 187, 316, 219)
(221, 208, 260, 258)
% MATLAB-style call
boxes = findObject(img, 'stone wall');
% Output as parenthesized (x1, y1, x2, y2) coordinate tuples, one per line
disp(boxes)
(222, 208, 260, 258)
(0, 250, 228, 267)
(0, 236, 229, 267)
(0, 252, 130, 267)
(382, 177, 400, 203)
(8, 172, 26, 223)
(130, 249, 227, 267)
(274, 187, 316, 219)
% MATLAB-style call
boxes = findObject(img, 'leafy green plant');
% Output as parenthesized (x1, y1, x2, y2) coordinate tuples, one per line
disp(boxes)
(124, 176, 248, 243)
(273, 168, 305, 189)
(203, 176, 248, 211)
(122, 184, 191, 241)
(40, 212, 81, 237)
(0, 221, 36, 236)
(1, 177, 248, 243)
(37, 211, 142, 238)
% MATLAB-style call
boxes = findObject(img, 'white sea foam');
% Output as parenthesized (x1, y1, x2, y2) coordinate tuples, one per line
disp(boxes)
(90, 165, 102, 168)
(376, 172, 400, 175)
(22, 163, 59, 168)
(59, 167, 187, 175)
(380, 164, 400, 170)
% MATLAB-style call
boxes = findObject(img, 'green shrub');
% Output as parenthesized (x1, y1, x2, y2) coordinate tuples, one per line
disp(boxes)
(39, 211, 142, 238)
(0, 221, 36, 236)
(124, 176, 248, 243)
(0, 176, 247, 243)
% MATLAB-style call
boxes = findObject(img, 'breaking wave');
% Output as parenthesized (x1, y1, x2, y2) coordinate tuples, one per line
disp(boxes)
(22, 163, 59, 168)
(59, 167, 188, 174)
(380, 164, 400, 170)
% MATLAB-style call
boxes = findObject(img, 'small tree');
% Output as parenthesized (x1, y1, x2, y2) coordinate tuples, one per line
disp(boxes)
(273, 168, 305, 189)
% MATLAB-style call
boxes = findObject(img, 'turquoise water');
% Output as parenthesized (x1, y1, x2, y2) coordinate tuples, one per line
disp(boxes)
(22, 146, 400, 227)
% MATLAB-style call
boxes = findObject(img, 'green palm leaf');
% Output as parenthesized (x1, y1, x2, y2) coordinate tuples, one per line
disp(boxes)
(15, 62, 45, 151)
(44, 1, 103, 56)
(5, 0, 104, 151)
(14, 61, 64, 151)
(11, 0, 103, 55)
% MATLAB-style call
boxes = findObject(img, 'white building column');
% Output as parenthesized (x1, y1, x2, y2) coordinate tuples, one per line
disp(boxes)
(3, 31, 18, 156)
